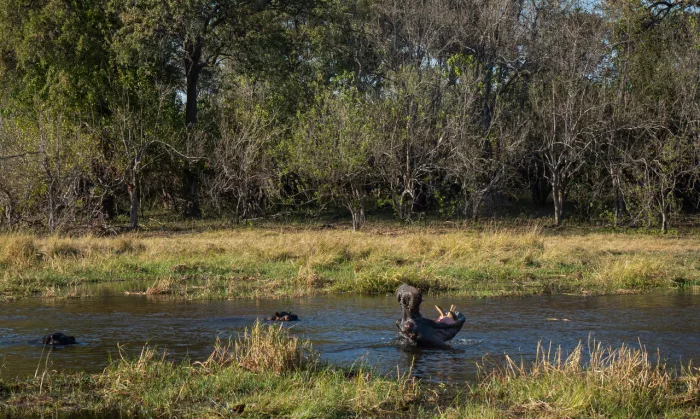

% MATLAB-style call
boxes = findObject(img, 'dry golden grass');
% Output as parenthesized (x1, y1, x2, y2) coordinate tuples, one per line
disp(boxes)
(0, 235, 41, 268)
(0, 226, 698, 298)
(204, 321, 318, 375)
(145, 277, 175, 295)
(465, 340, 700, 418)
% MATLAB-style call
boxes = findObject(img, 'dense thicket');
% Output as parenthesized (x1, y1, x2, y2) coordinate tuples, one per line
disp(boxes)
(0, 0, 698, 231)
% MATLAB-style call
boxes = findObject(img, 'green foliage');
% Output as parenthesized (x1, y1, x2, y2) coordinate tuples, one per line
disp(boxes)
(0, 0, 699, 230)
(0, 0, 113, 114)
(287, 83, 377, 228)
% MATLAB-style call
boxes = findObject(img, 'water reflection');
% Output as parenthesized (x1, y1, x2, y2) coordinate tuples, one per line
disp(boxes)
(1, 290, 699, 382)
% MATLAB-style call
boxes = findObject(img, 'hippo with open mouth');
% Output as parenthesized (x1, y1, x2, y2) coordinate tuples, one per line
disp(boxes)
(395, 283, 466, 346)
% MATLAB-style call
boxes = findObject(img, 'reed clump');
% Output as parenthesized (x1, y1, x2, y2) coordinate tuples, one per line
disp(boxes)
(0, 236, 41, 268)
(46, 239, 82, 259)
(206, 322, 318, 375)
(145, 277, 175, 295)
(593, 255, 671, 291)
(111, 237, 146, 255)
(468, 341, 700, 417)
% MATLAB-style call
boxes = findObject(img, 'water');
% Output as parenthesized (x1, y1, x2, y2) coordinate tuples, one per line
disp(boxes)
(1, 289, 699, 382)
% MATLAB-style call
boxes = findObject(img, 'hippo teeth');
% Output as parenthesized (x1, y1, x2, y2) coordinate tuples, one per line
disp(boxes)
(435, 305, 446, 317)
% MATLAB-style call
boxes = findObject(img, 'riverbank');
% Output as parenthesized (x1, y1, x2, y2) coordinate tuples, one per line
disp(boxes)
(1, 323, 698, 417)
(1, 225, 699, 300)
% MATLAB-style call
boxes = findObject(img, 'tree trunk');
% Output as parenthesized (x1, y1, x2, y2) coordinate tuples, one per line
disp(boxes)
(470, 177, 485, 221)
(185, 67, 200, 127)
(102, 193, 116, 220)
(350, 204, 365, 231)
(40, 140, 56, 232)
(660, 193, 669, 233)
(610, 167, 622, 226)
(481, 59, 494, 136)
(128, 173, 139, 229)
(472, 192, 483, 222)
(348, 186, 365, 231)
(0, 188, 14, 227)
(47, 181, 56, 232)
(393, 182, 415, 223)
(552, 178, 565, 226)
(529, 161, 550, 206)
(183, 165, 201, 218)
(3, 204, 10, 226)
(183, 39, 204, 219)
(660, 210, 667, 233)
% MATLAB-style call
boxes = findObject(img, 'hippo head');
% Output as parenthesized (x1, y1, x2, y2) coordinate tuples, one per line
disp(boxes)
(41, 332, 77, 346)
(395, 284, 466, 346)
(265, 311, 299, 321)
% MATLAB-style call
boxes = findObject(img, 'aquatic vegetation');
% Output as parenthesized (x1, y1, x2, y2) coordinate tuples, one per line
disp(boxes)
(145, 277, 176, 295)
(221, 321, 316, 374)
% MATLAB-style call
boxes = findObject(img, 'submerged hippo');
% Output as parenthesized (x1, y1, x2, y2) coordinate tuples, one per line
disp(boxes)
(265, 311, 299, 321)
(395, 283, 466, 346)
(40, 332, 77, 346)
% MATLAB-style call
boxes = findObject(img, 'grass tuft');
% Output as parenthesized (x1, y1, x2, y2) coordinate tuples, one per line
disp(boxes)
(467, 340, 700, 417)
(0, 236, 41, 268)
(206, 322, 318, 375)
(111, 237, 146, 255)
(46, 239, 82, 258)
(145, 278, 175, 295)
(594, 256, 670, 291)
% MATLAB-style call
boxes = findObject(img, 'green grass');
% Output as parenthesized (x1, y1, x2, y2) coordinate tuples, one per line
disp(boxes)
(1, 324, 698, 418)
(0, 323, 423, 417)
(1, 224, 699, 300)
(443, 341, 700, 418)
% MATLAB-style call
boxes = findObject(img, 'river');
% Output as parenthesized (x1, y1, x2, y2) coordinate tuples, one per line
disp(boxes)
(2, 289, 699, 382)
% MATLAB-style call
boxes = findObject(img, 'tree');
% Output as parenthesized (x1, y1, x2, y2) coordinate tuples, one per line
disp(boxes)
(602, 0, 700, 231)
(526, 2, 608, 225)
(112, 0, 321, 218)
(108, 84, 182, 229)
(443, 54, 525, 220)
(371, 66, 447, 222)
(0, 107, 97, 231)
(207, 78, 278, 222)
(0, 0, 113, 115)
(288, 85, 376, 231)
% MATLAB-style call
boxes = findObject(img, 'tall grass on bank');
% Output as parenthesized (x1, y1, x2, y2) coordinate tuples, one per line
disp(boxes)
(0, 322, 421, 417)
(1, 226, 699, 299)
(1, 335, 699, 417)
(442, 341, 700, 418)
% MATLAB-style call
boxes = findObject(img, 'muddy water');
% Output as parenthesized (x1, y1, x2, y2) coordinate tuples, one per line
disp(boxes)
(1, 290, 699, 382)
